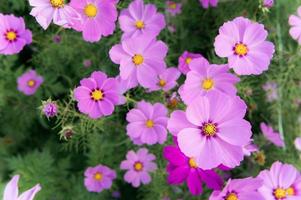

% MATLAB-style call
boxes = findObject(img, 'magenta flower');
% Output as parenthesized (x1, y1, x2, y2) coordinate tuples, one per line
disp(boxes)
(118, 0, 165, 40)
(126, 101, 168, 145)
(258, 161, 301, 199)
(17, 70, 43, 96)
(0, 14, 32, 55)
(3, 175, 41, 200)
(263, 0, 274, 8)
(84, 164, 116, 193)
(147, 67, 180, 92)
(168, 92, 252, 169)
(42, 100, 58, 118)
(109, 35, 168, 88)
(209, 177, 264, 200)
(163, 144, 223, 195)
(178, 51, 203, 74)
(289, 7, 301, 45)
(166, 1, 182, 16)
(199, 0, 218, 8)
(294, 137, 301, 151)
(74, 71, 120, 119)
(29, 0, 80, 30)
(70, 0, 118, 42)
(179, 58, 239, 105)
(214, 17, 275, 75)
(262, 81, 278, 102)
(120, 148, 157, 187)
(260, 122, 284, 147)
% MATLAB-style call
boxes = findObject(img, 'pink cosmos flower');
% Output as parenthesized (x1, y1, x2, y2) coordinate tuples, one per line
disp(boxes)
(126, 101, 168, 145)
(167, 92, 252, 169)
(263, 0, 274, 8)
(163, 144, 223, 195)
(3, 175, 41, 200)
(243, 142, 259, 156)
(118, 0, 165, 40)
(178, 51, 203, 74)
(147, 67, 180, 92)
(209, 177, 264, 200)
(294, 137, 301, 152)
(262, 81, 278, 102)
(74, 71, 120, 119)
(260, 122, 285, 147)
(17, 70, 43, 96)
(0, 14, 32, 55)
(289, 7, 301, 45)
(199, 0, 218, 8)
(109, 35, 168, 88)
(257, 161, 301, 199)
(29, 0, 80, 30)
(179, 58, 239, 105)
(214, 16, 275, 75)
(120, 148, 157, 187)
(70, 0, 118, 42)
(166, 1, 182, 16)
(84, 164, 116, 193)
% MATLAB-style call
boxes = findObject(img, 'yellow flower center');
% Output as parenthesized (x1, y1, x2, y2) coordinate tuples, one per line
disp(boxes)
(146, 120, 154, 128)
(274, 188, 286, 199)
(132, 54, 144, 65)
(6, 31, 17, 41)
(91, 90, 104, 101)
(234, 43, 248, 56)
(185, 57, 192, 64)
(202, 123, 217, 136)
(27, 80, 36, 87)
(202, 78, 214, 90)
(84, 4, 98, 18)
(134, 162, 143, 171)
(135, 20, 145, 29)
(169, 2, 177, 9)
(286, 187, 295, 196)
(188, 158, 198, 168)
(50, 0, 64, 8)
(159, 79, 166, 87)
(225, 193, 238, 200)
(94, 172, 103, 181)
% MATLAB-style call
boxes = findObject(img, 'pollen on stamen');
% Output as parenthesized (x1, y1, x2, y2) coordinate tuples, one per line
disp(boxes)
(94, 172, 103, 181)
(50, 0, 65, 8)
(84, 4, 98, 18)
(273, 188, 286, 199)
(234, 43, 248, 57)
(91, 89, 104, 101)
(135, 20, 145, 29)
(132, 54, 144, 65)
(225, 193, 238, 200)
(201, 121, 218, 137)
(134, 161, 143, 171)
(202, 78, 214, 90)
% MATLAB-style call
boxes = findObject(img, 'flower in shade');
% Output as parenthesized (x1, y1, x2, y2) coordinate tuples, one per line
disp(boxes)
(118, 0, 165, 40)
(179, 58, 239, 105)
(83, 59, 92, 68)
(260, 122, 285, 147)
(257, 161, 301, 199)
(84, 164, 116, 193)
(289, 7, 301, 45)
(199, 0, 218, 8)
(70, 0, 118, 42)
(0, 14, 32, 55)
(178, 51, 203, 74)
(52, 35, 61, 43)
(262, 81, 278, 102)
(120, 148, 157, 187)
(167, 92, 252, 169)
(74, 71, 120, 119)
(209, 177, 264, 200)
(29, 0, 80, 30)
(214, 16, 275, 75)
(294, 137, 301, 151)
(3, 175, 41, 200)
(263, 0, 274, 8)
(17, 70, 43, 96)
(126, 101, 168, 145)
(147, 67, 180, 92)
(163, 144, 223, 195)
(109, 35, 168, 88)
(166, 1, 182, 16)
(41, 99, 58, 118)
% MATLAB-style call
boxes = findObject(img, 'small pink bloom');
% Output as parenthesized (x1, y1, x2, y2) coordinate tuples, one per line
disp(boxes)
(199, 0, 218, 8)
(126, 101, 168, 145)
(109, 35, 168, 88)
(263, 0, 274, 8)
(17, 70, 43, 96)
(120, 148, 157, 187)
(179, 58, 239, 105)
(0, 14, 32, 55)
(289, 7, 301, 45)
(214, 17, 275, 75)
(294, 137, 301, 151)
(260, 122, 285, 147)
(147, 67, 180, 92)
(118, 0, 165, 40)
(166, 1, 182, 16)
(178, 51, 203, 74)
(84, 164, 116, 193)
(3, 175, 41, 200)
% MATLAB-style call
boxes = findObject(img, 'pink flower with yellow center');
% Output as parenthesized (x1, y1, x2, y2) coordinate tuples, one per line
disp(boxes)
(166, 1, 182, 16)
(17, 70, 44, 96)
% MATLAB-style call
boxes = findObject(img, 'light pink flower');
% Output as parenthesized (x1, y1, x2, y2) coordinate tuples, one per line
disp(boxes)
(178, 51, 204, 74)
(260, 122, 285, 147)
(289, 7, 301, 45)
(147, 67, 180, 92)
(166, 1, 182, 16)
